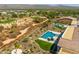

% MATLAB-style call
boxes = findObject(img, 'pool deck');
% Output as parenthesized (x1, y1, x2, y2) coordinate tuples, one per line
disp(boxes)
(38, 38, 54, 44)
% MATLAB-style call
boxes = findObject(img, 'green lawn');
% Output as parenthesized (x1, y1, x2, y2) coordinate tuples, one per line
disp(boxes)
(35, 39, 53, 51)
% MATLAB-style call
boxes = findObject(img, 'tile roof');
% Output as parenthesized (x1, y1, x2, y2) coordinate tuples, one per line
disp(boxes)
(58, 27, 79, 53)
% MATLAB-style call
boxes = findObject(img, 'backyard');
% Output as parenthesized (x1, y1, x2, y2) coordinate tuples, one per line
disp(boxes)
(35, 39, 53, 51)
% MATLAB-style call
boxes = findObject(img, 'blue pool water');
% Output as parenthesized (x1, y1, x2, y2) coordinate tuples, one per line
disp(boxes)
(41, 31, 59, 39)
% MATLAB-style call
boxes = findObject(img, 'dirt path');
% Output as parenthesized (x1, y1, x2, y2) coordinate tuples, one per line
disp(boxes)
(0, 19, 48, 50)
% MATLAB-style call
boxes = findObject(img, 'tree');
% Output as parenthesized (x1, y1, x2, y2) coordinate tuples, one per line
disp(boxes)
(11, 12, 18, 18)
(32, 16, 45, 23)
(0, 33, 6, 41)
(18, 13, 26, 18)
(15, 42, 21, 48)
(8, 26, 21, 38)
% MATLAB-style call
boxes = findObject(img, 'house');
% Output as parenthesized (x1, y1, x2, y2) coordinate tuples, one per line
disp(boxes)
(58, 18, 79, 54)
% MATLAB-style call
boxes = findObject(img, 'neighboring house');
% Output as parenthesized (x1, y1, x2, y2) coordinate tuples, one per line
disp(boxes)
(58, 18, 79, 54)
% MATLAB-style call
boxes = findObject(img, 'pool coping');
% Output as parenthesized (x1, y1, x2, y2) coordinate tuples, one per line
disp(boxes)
(39, 30, 61, 43)
(38, 38, 54, 44)
(41, 30, 60, 37)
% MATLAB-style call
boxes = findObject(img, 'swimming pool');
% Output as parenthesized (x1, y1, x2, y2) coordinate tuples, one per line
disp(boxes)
(41, 31, 59, 40)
